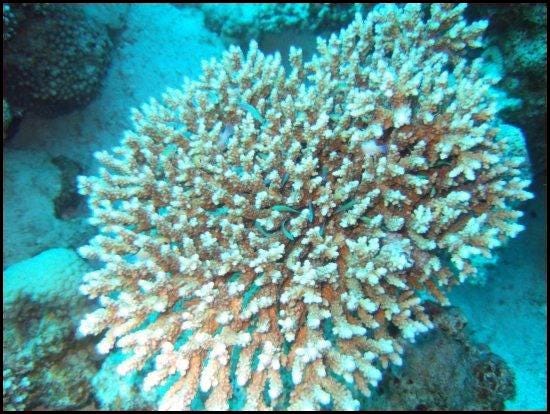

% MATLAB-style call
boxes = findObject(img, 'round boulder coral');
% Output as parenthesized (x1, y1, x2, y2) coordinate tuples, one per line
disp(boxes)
(4, 4, 112, 117)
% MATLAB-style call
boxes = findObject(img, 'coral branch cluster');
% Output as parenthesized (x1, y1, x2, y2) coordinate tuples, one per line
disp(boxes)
(77, 3, 532, 410)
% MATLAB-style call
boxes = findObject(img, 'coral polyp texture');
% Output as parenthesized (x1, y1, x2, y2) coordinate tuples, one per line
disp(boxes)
(4, 4, 112, 117)
(77, 4, 533, 410)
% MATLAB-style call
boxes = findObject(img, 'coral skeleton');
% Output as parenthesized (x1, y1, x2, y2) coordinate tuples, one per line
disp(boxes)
(77, 4, 533, 410)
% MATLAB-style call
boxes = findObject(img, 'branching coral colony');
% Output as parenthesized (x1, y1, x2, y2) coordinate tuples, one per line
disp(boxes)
(77, 4, 533, 410)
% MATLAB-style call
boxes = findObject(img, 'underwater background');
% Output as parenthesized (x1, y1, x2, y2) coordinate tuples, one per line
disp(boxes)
(3, 3, 546, 411)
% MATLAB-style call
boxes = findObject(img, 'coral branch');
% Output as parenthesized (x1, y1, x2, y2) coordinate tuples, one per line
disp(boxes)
(77, 3, 532, 410)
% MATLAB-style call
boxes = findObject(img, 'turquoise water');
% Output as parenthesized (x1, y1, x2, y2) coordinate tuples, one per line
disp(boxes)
(3, 4, 546, 411)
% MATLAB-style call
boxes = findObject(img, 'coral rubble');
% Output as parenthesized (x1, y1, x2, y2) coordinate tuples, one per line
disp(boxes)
(3, 249, 98, 411)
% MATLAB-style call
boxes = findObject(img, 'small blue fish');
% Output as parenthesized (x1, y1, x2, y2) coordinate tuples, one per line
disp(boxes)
(254, 220, 272, 237)
(335, 199, 357, 213)
(229, 272, 242, 282)
(280, 172, 289, 189)
(272, 204, 300, 214)
(281, 219, 295, 241)
(320, 166, 328, 184)
(307, 201, 314, 223)
(161, 143, 178, 158)
(239, 101, 264, 123)
(218, 124, 234, 149)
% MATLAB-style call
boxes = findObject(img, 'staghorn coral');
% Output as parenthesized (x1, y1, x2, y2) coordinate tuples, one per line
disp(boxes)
(77, 4, 533, 410)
